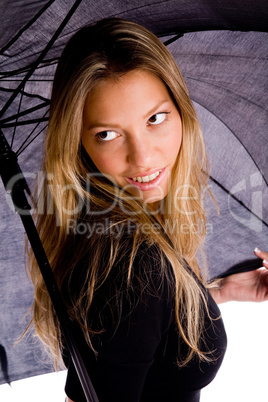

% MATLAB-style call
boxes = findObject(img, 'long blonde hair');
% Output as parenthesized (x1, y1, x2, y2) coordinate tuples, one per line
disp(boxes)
(28, 18, 212, 368)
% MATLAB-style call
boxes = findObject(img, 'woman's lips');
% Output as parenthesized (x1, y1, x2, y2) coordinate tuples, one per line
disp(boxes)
(125, 167, 166, 191)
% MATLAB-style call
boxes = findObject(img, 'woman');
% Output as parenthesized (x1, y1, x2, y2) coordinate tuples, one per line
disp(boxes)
(27, 18, 268, 401)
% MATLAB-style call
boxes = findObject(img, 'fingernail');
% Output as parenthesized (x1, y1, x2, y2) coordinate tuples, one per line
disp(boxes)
(254, 247, 261, 254)
(263, 259, 268, 265)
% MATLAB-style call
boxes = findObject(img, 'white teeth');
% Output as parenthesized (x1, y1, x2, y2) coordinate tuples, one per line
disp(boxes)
(132, 170, 162, 183)
(143, 176, 149, 182)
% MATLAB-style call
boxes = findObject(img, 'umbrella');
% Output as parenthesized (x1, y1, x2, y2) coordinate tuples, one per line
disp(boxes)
(0, 0, 267, 391)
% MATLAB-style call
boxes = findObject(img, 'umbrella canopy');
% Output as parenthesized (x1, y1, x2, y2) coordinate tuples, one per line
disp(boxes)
(0, 0, 267, 386)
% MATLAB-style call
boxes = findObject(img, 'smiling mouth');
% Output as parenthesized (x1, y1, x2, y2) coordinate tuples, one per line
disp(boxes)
(131, 169, 162, 183)
(125, 167, 166, 191)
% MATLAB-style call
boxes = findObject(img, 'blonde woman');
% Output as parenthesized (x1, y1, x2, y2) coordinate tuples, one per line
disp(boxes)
(28, 18, 268, 402)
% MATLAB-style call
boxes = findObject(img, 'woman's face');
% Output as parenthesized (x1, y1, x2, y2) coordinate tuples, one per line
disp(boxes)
(82, 69, 182, 204)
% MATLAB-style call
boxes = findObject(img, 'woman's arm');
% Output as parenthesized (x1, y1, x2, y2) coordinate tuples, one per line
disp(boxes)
(209, 248, 268, 304)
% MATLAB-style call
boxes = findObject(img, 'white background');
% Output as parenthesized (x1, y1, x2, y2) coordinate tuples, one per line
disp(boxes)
(0, 301, 268, 401)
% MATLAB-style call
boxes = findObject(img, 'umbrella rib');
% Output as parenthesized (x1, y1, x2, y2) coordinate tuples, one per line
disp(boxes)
(163, 33, 184, 46)
(1, 117, 49, 129)
(0, 101, 50, 125)
(209, 174, 268, 227)
(11, 86, 24, 149)
(192, 99, 268, 188)
(0, 0, 83, 121)
(112, 0, 169, 17)
(13, 107, 49, 156)
(18, 89, 48, 103)
(17, 123, 48, 156)
(0, 79, 54, 82)
(0, 85, 48, 98)
(0, 0, 56, 55)
(187, 76, 268, 112)
(0, 58, 59, 79)
(0, 81, 50, 105)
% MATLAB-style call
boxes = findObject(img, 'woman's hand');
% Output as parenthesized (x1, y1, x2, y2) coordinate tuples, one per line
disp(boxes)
(210, 248, 268, 304)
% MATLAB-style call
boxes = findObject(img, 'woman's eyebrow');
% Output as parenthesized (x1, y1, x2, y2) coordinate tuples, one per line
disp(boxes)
(85, 99, 171, 131)
(143, 99, 171, 119)
(86, 121, 121, 131)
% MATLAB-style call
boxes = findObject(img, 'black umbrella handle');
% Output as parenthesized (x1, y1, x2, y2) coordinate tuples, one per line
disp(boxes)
(0, 129, 99, 402)
(19, 213, 99, 402)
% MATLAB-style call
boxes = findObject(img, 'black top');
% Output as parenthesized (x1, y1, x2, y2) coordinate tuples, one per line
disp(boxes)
(64, 243, 227, 402)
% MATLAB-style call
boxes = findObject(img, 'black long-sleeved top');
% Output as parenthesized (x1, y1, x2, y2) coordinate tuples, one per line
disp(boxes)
(64, 242, 227, 401)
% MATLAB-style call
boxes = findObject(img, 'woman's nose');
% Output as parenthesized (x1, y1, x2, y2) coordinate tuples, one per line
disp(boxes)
(126, 132, 153, 167)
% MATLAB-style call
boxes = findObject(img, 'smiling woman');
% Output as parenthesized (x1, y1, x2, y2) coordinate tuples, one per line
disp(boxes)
(26, 17, 268, 402)
(81, 69, 182, 204)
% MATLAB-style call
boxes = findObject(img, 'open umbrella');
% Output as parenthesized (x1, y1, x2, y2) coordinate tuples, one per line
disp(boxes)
(0, 0, 267, 393)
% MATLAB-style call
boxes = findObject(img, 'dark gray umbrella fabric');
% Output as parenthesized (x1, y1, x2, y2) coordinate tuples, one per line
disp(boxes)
(0, 0, 267, 385)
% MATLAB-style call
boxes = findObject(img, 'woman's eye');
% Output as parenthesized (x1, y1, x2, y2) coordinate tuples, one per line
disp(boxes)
(148, 112, 169, 125)
(96, 131, 118, 141)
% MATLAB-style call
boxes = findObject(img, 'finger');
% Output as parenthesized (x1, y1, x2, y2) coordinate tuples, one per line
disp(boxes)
(254, 247, 268, 260)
